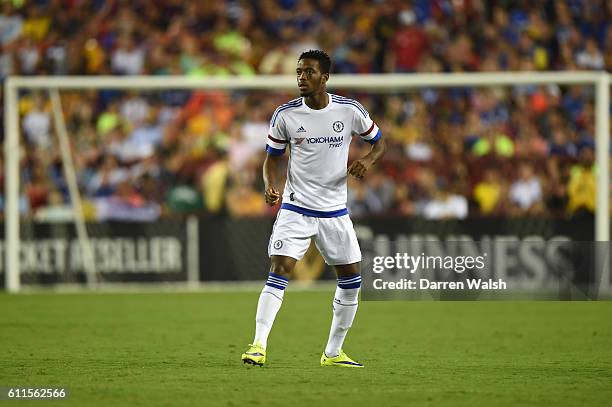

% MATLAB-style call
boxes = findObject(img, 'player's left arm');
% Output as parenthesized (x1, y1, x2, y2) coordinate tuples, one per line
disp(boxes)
(348, 105, 386, 179)
(348, 136, 386, 179)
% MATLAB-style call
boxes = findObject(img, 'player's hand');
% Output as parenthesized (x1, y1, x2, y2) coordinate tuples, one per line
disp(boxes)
(264, 186, 281, 206)
(348, 158, 372, 180)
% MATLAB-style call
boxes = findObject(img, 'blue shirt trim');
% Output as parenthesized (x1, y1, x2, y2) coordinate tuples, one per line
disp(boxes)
(281, 203, 348, 218)
(331, 98, 368, 118)
(266, 145, 285, 156)
(331, 95, 368, 117)
(366, 129, 382, 144)
(270, 99, 302, 126)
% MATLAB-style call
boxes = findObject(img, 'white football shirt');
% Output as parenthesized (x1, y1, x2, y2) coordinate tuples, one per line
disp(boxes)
(265, 93, 381, 216)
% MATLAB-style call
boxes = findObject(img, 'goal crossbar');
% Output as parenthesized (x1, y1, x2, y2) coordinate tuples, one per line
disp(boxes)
(5, 71, 606, 89)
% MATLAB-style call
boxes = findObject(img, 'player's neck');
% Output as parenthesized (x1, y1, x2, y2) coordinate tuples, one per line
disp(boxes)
(303, 92, 329, 110)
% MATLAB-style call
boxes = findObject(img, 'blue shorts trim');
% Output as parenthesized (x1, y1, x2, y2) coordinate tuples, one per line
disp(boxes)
(281, 203, 348, 218)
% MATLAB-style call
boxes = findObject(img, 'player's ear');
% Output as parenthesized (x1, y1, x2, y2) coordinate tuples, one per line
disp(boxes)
(322, 72, 329, 84)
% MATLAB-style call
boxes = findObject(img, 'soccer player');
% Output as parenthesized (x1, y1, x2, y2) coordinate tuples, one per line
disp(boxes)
(242, 50, 385, 368)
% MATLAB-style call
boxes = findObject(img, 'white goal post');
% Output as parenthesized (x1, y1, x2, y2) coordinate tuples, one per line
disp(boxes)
(3, 72, 610, 293)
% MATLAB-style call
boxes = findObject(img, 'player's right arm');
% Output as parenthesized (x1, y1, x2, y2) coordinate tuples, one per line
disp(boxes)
(263, 108, 289, 206)
(263, 154, 282, 206)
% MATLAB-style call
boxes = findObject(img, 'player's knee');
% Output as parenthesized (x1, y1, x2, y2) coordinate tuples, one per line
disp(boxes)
(335, 262, 360, 278)
(270, 261, 293, 278)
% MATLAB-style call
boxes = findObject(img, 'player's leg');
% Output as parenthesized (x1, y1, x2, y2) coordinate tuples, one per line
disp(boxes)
(315, 215, 364, 367)
(252, 255, 296, 349)
(324, 262, 362, 359)
(243, 210, 314, 365)
(243, 255, 297, 366)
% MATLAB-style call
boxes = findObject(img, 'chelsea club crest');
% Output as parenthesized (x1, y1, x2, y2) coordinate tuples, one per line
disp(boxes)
(332, 121, 344, 132)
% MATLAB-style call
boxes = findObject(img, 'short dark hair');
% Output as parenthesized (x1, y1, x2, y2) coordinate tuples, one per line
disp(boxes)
(298, 49, 332, 74)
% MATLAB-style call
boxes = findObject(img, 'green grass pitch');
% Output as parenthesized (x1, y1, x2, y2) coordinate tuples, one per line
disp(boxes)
(1, 291, 611, 406)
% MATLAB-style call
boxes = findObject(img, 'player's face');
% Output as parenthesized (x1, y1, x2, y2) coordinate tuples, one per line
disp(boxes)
(296, 59, 328, 97)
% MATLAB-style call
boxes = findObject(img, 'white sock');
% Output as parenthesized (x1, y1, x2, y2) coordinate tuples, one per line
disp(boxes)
(253, 273, 288, 349)
(325, 275, 361, 357)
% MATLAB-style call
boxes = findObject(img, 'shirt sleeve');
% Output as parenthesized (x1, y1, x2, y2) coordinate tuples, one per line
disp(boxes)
(352, 104, 381, 144)
(265, 109, 288, 156)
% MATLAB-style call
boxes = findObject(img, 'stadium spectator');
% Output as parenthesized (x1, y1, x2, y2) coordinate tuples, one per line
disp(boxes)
(388, 10, 427, 72)
(566, 147, 596, 217)
(423, 179, 468, 220)
(225, 172, 266, 217)
(86, 154, 130, 197)
(365, 171, 396, 214)
(473, 169, 507, 216)
(0, 3, 22, 46)
(259, 43, 296, 75)
(575, 38, 605, 70)
(390, 184, 415, 216)
(111, 35, 145, 76)
(34, 188, 72, 223)
(95, 180, 161, 222)
(22, 92, 51, 149)
(509, 162, 545, 216)
(25, 161, 51, 213)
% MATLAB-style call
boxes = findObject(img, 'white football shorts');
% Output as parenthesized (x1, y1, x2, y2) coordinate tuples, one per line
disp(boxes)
(268, 209, 362, 265)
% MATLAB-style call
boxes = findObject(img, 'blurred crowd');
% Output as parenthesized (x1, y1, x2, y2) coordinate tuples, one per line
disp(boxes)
(0, 0, 610, 221)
